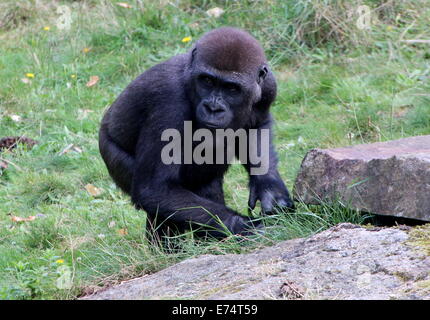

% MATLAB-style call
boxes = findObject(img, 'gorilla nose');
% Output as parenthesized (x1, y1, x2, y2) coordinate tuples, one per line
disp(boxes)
(203, 101, 225, 114)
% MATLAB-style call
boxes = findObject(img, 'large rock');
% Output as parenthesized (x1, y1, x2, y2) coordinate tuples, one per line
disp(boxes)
(83, 224, 430, 300)
(293, 135, 430, 221)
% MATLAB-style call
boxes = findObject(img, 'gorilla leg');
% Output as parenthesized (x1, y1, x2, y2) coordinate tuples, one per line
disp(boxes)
(99, 117, 134, 194)
(193, 177, 225, 205)
(134, 182, 258, 239)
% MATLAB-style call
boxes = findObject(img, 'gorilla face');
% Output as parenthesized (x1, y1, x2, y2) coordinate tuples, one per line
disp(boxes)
(193, 70, 247, 129)
(190, 52, 269, 130)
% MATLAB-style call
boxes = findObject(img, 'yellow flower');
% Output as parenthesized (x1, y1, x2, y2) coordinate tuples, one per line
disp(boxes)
(386, 25, 393, 31)
(43, 26, 50, 31)
(181, 36, 192, 43)
(25, 73, 35, 78)
(82, 47, 91, 53)
(56, 259, 64, 264)
(71, 74, 76, 79)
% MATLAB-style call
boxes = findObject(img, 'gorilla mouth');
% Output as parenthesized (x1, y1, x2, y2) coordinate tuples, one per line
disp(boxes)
(196, 118, 227, 129)
(203, 121, 223, 129)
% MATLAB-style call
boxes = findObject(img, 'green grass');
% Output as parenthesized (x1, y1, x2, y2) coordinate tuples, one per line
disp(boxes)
(0, 0, 429, 299)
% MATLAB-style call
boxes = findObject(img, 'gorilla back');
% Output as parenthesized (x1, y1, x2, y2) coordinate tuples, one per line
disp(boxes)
(99, 27, 294, 241)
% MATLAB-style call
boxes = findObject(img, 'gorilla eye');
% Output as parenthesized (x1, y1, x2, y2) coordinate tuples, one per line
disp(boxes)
(225, 83, 240, 94)
(200, 75, 214, 87)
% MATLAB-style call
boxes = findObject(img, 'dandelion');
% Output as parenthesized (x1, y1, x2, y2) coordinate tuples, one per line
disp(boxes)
(82, 47, 91, 53)
(43, 26, 50, 31)
(25, 73, 35, 78)
(71, 74, 76, 79)
(56, 259, 64, 264)
(181, 36, 192, 43)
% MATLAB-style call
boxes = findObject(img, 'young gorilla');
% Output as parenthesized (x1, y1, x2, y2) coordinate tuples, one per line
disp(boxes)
(99, 27, 294, 241)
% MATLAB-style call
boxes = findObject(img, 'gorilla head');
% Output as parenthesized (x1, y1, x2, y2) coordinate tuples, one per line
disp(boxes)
(188, 27, 271, 130)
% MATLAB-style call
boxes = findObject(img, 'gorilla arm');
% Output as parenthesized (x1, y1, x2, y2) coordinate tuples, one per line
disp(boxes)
(245, 117, 294, 215)
(244, 69, 294, 215)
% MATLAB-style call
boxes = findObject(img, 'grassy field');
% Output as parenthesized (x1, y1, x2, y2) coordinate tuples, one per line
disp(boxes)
(0, 0, 429, 299)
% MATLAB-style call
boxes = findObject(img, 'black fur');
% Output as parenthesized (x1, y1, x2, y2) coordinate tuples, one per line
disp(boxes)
(99, 27, 294, 242)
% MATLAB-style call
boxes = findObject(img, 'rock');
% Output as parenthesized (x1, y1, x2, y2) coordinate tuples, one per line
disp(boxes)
(293, 135, 430, 221)
(82, 223, 430, 300)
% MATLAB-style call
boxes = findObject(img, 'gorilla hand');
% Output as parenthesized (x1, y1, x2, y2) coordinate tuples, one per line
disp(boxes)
(230, 215, 265, 236)
(248, 175, 295, 215)
(193, 210, 264, 239)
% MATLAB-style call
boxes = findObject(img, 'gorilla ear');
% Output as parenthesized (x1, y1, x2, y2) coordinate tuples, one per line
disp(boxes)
(257, 65, 268, 84)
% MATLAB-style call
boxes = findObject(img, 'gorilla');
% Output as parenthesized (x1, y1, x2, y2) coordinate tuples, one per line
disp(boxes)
(99, 27, 294, 241)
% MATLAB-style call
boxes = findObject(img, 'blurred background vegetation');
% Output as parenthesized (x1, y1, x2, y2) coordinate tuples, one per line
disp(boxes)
(0, 0, 429, 299)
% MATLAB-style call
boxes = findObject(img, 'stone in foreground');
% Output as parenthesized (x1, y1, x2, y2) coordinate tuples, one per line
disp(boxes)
(82, 224, 430, 300)
(293, 135, 430, 221)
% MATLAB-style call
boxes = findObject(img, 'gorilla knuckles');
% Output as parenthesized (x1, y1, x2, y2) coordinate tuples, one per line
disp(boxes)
(99, 27, 294, 242)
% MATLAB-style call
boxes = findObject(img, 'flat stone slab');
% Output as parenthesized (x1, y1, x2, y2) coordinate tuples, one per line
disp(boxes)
(82, 224, 430, 300)
(293, 135, 430, 221)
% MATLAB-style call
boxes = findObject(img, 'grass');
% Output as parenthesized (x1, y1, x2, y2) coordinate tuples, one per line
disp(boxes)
(0, 0, 429, 299)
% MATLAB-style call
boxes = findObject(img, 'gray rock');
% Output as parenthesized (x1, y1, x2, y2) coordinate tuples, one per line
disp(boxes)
(293, 135, 430, 221)
(82, 223, 430, 300)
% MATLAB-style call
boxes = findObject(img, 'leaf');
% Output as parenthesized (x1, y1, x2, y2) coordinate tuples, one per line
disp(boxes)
(206, 7, 224, 18)
(85, 184, 103, 197)
(117, 228, 128, 236)
(117, 2, 132, 8)
(279, 280, 305, 299)
(77, 109, 94, 120)
(393, 106, 412, 118)
(0, 160, 8, 170)
(86, 75, 99, 87)
(72, 146, 83, 153)
(11, 215, 36, 223)
(9, 115, 22, 122)
(59, 144, 74, 155)
(59, 144, 83, 156)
